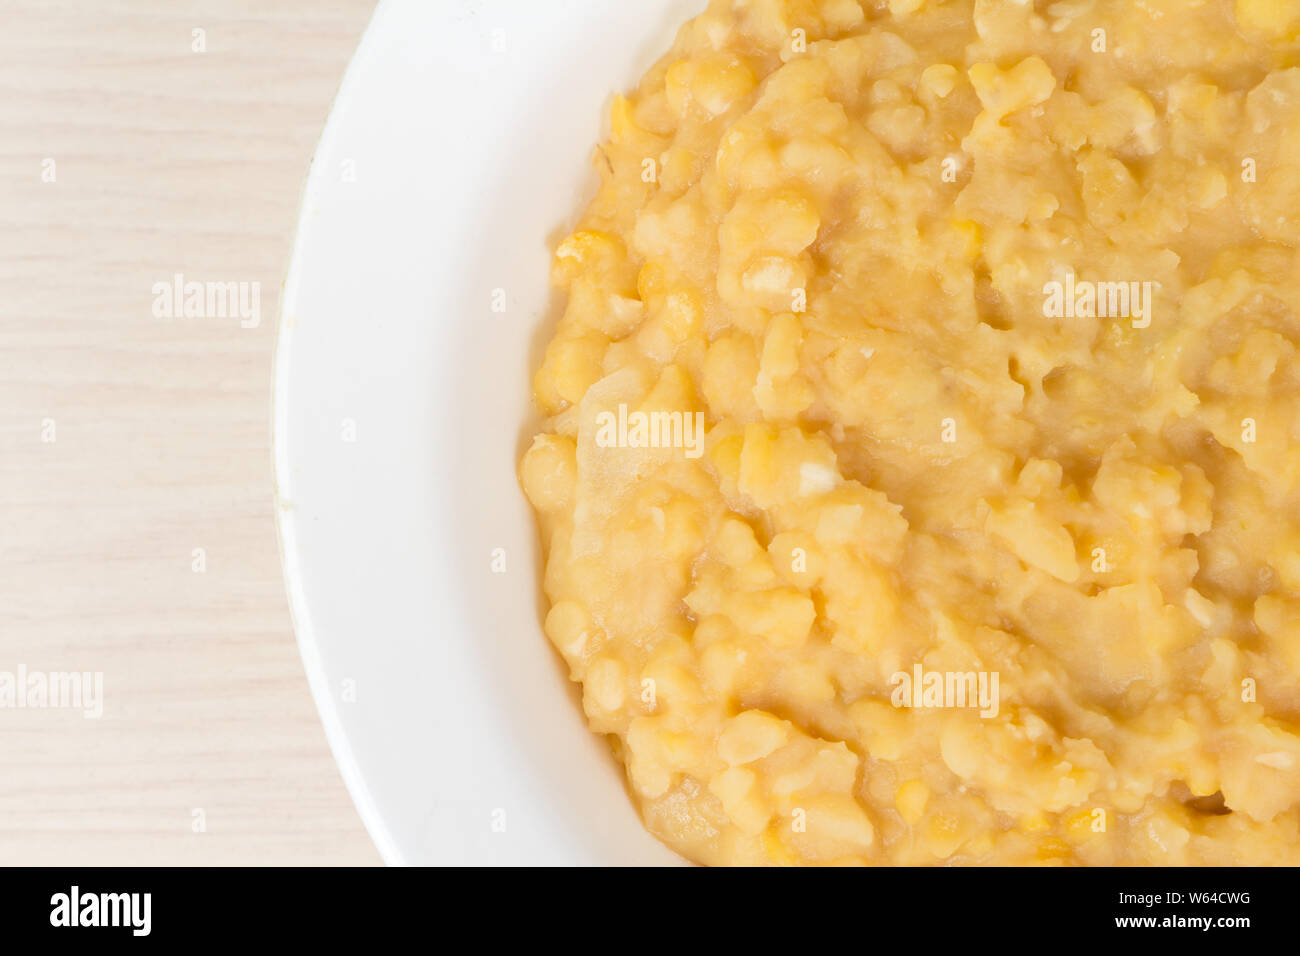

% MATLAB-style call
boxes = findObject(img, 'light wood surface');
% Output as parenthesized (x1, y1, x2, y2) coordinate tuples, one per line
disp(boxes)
(0, 0, 381, 865)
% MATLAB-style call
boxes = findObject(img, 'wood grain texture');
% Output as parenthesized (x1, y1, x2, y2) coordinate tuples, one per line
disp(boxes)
(0, 0, 381, 865)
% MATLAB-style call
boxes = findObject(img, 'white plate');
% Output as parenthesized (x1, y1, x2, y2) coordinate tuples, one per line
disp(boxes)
(273, 0, 702, 865)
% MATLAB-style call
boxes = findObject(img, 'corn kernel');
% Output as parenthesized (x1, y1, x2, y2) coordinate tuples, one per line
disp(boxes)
(544, 601, 591, 658)
(586, 656, 628, 713)
(1236, 0, 1300, 38)
(717, 710, 792, 764)
(921, 63, 959, 98)
(519, 434, 577, 514)
(896, 780, 930, 825)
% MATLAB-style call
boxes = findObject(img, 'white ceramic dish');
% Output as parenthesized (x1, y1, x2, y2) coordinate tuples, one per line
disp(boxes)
(273, 0, 702, 865)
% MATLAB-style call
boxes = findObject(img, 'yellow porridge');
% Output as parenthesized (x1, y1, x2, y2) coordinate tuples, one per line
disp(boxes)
(519, 0, 1300, 866)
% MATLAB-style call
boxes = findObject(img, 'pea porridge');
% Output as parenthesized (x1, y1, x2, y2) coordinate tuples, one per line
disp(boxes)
(520, 0, 1300, 865)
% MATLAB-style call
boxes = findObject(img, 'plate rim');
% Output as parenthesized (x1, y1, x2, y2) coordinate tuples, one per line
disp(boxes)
(270, 0, 403, 867)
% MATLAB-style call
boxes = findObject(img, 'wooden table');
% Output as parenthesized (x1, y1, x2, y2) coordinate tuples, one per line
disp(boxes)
(0, 0, 381, 865)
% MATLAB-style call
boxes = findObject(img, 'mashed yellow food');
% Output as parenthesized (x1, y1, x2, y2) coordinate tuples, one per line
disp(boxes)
(520, 0, 1300, 865)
